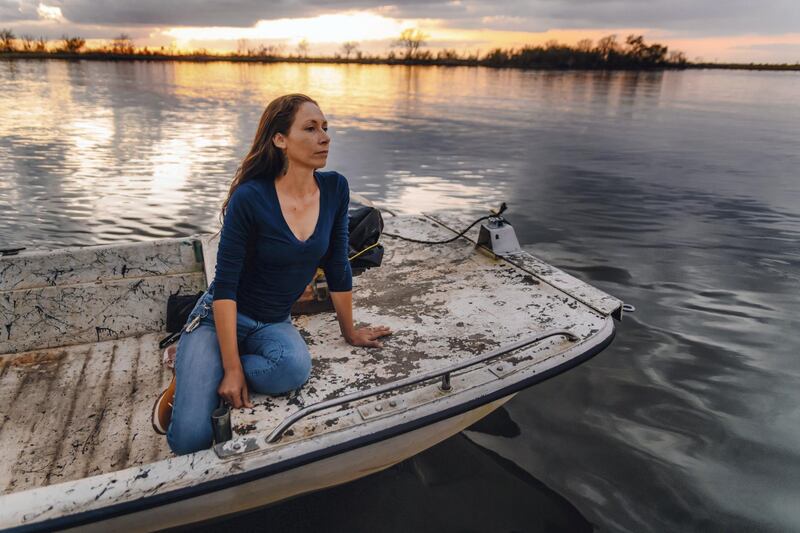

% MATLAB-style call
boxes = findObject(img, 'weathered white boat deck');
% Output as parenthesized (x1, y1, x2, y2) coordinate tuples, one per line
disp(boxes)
(0, 332, 173, 495)
(0, 212, 618, 497)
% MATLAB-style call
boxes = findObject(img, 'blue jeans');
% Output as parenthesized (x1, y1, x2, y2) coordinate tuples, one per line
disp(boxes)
(166, 290, 312, 455)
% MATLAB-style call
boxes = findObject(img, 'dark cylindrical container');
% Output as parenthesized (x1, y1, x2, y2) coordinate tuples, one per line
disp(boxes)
(211, 404, 232, 444)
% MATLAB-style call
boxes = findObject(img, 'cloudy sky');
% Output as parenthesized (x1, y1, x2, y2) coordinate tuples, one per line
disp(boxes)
(2, 0, 799, 62)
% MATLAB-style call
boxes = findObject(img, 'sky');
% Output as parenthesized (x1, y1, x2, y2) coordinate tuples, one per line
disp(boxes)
(2, 0, 799, 62)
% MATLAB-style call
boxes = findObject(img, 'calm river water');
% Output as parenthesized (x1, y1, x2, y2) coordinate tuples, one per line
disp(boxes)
(1, 60, 799, 532)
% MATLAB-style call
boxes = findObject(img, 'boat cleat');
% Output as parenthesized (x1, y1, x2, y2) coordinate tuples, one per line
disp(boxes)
(214, 436, 261, 459)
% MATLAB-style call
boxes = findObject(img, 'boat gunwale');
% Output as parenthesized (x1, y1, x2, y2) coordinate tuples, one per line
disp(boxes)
(2, 318, 616, 533)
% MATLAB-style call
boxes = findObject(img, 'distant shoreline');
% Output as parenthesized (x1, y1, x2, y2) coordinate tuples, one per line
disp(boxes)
(2, 52, 798, 71)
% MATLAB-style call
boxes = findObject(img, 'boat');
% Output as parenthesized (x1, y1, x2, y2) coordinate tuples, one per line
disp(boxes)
(0, 198, 627, 531)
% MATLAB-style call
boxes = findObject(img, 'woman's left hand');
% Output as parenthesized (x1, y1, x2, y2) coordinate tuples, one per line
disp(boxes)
(346, 325, 393, 348)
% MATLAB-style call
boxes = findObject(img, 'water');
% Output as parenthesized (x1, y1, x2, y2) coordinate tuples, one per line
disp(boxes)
(2, 60, 799, 532)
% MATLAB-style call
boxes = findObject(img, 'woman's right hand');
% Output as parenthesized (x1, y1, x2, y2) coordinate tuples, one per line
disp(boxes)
(218, 367, 254, 409)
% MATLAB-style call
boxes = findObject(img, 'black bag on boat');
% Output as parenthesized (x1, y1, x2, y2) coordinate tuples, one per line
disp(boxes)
(165, 291, 204, 333)
(347, 202, 384, 274)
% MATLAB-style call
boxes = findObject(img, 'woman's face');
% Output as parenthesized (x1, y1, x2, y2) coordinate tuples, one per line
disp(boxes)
(274, 101, 330, 170)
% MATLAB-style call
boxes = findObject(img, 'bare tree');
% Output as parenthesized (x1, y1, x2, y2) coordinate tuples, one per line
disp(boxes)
(341, 41, 358, 59)
(624, 34, 668, 65)
(669, 50, 687, 65)
(256, 44, 285, 57)
(61, 35, 85, 53)
(596, 34, 619, 60)
(0, 28, 15, 52)
(576, 39, 593, 52)
(236, 38, 249, 56)
(436, 48, 460, 61)
(19, 34, 35, 51)
(255, 43, 284, 57)
(111, 33, 134, 54)
(296, 39, 309, 57)
(393, 28, 428, 60)
(35, 36, 47, 52)
(625, 34, 646, 55)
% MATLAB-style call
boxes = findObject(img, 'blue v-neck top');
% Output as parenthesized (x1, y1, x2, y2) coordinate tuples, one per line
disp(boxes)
(209, 170, 352, 323)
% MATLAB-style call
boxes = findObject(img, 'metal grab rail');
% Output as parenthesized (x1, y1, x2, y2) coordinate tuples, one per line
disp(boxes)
(265, 328, 579, 443)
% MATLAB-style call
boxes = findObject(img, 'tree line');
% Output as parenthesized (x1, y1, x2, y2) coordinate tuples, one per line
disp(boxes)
(0, 27, 690, 69)
(0, 30, 142, 55)
(483, 35, 687, 68)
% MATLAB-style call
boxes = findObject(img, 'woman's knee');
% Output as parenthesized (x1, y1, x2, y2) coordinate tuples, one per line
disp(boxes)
(168, 370, 219, 455)
(167, 415, 213, 455)
(283, 346, 312, 389)
(267, 347, 310, 393)
(273, 324, 312, 388)
(244, 342, 311, 394)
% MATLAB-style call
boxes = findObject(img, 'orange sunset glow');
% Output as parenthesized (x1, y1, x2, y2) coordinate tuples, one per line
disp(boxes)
(154, 12, 799, 63)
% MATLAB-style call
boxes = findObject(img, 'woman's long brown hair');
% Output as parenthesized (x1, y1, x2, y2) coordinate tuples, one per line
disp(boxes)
(215, 93, 318, 233)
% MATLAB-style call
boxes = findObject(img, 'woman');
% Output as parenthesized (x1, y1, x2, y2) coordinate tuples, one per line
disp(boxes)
(154, 93, 392, 455)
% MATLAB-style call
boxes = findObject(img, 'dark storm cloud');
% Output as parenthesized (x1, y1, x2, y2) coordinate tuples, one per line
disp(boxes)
(3, 0, 798, 36)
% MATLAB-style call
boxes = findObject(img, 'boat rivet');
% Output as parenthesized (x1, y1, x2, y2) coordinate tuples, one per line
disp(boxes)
(375, 404, 383, 411)
(389, 400, 397, 407)
(232, 442, 241, 450)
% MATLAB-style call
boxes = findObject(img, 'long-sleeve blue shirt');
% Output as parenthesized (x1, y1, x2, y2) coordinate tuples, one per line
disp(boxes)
(209, 170, 352, 323)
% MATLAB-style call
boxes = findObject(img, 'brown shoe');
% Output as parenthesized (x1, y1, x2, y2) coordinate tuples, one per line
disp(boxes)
(152, 371, 176, 435)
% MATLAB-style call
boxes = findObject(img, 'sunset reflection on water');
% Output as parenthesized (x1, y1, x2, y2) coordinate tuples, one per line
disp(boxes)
(2, 61, 798, 248)
(1, 60, 527, 248)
